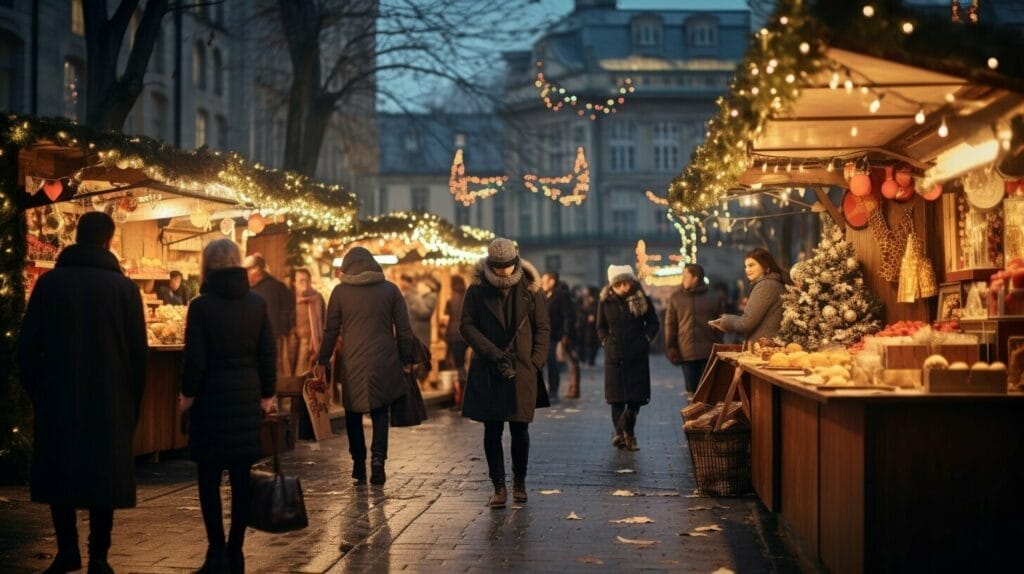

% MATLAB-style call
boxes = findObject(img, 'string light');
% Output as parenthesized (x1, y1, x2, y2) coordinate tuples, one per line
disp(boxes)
(869, 95, 882, 113)
(523, 147, 590, 206)
(448, 149, 508, 206)
(988, 57, 999, 70)
(534, 60, 635, 120)
(938, 117, 949, 137)
(915, 108, 926, 124)
(901, 22, 914, 34)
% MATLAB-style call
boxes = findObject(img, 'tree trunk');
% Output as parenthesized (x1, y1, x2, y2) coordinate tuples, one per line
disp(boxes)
(83, 0, 168, 131)
(298, 96, 334, 176)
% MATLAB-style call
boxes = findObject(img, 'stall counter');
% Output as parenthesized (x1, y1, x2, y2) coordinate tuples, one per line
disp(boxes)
(133, 346, 187, 457)
(729, 360, 1024, 573)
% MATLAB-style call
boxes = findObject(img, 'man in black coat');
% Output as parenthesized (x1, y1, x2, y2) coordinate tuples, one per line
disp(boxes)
(541, 272, 577, 402)
(461, 238, 550, 509)
(18, 212, 148, 574)
(244, 253, 296, 375)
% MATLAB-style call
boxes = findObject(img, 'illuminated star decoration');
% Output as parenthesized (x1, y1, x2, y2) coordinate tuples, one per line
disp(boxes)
(523, 147, 591, 206)
(448, 149, 509, 206)
(534, 60, 636, 121)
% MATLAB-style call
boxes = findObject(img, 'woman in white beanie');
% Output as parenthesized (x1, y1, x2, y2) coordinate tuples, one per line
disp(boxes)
(597, 264, 659, 451)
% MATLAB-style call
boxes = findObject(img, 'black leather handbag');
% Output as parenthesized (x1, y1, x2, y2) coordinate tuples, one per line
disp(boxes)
(249, 421, 308, 533)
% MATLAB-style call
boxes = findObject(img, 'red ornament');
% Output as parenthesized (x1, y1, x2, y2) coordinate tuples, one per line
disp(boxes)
(920, 183, 943, 201)
(42, 180, 63, 202)
(880, 166, 899, 199)
(247, 213, 267, 235)
(895, 166, 914, 189)
(850, 173, 872, 197)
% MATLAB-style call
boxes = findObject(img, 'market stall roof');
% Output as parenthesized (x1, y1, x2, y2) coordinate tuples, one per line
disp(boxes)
(667, 1, 1024, 216)
(6, 115, 360, 231)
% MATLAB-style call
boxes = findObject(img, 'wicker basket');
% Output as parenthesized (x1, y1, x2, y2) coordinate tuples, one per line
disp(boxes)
(685, 426, 752, 496)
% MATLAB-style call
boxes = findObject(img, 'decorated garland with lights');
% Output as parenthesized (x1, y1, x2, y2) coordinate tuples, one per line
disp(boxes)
(449, 149, 508, 206)
(523, 147, 591, 206)
(288, 211, 494, 268)
(534, 60, 636, 121)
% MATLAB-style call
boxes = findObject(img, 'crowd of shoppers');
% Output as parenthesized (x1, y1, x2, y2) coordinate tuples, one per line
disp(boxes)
(18, 214, 789, 572)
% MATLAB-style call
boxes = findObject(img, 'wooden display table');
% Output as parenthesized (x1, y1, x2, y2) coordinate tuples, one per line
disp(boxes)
(720, 358, 1024, 573)
(133, 346, 187, 457)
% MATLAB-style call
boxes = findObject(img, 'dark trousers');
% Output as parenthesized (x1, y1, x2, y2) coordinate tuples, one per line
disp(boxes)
(197, 461, 251, 552)
(547, 341, 561, 400)
(483, 421, 530, 484)
(681, 359, 709, 394)
(611, 402, 644, 437)
(50, 505, 113, 560)
(346, 406, 390, 464)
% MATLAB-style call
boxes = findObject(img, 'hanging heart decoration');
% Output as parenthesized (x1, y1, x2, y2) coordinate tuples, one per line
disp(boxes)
(42, 180, 64, 202)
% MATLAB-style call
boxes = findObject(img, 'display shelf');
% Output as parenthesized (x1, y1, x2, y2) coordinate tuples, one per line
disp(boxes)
(946, 268, 1000, 282)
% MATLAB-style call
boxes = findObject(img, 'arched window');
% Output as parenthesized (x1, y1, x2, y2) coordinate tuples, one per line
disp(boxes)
(212, 49, 224, 96)
(63, 57, 85, 121)
(687, 17, 718, 48)
(196, 108, 208, 147)
(631, 16, 663, 49)
(193, 42, 206, 89)
(609, 121, 636, 173)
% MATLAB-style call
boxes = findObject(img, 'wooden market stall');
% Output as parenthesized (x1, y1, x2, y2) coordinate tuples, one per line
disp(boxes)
(8, 117, 358, 457)
(669, 3, 1024, 572)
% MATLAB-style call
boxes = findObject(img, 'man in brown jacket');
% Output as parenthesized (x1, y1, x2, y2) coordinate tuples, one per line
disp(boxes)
(664, 264, 724, 394)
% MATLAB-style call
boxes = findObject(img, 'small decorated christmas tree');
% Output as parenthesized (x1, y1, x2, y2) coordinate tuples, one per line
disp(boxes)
(779, 218, 883, 349)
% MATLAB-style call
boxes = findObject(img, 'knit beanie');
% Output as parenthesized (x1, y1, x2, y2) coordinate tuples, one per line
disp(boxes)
(607, 264, 637, 285)
(487, 237, 519, 267)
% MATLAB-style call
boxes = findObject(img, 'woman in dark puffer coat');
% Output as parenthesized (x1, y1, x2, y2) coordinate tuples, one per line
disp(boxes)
(179, 239, 277, 574)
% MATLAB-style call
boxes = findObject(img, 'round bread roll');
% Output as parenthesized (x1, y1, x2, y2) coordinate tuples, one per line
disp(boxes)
(785, 342, 804, 353)
(949, 361, 969, 370)
(970, 361, 989, 371)
(989, 361, 1007, 371)
(922, 355, 949, 370)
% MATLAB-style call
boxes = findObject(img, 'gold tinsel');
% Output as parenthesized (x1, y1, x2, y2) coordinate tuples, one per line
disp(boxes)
(897, 232, 938, 302)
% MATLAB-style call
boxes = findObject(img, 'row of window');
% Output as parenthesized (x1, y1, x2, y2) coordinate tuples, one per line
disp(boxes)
(632, 18, 719, 49)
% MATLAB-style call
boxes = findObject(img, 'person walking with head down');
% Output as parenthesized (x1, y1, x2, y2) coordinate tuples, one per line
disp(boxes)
(313, 247, 418, 487)
(18, 212, 148, 574)
(598, 264, 659, 451)
(179, 239, 278, 574)
(710, 247, 790, 344)
(460, 238, 550, 509)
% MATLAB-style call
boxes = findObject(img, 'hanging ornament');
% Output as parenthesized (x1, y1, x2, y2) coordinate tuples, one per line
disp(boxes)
(247, 213, 267, 234)
(190, 209, 211, 230)
(43, 180, 64, 202)
(897, 232, 938, 302)
(963, 168, 1005, 210)
(881, 166, 899, 199)
(220, 217, 236, 236)
(850, 173, 873, 197)
(844, 309, 858, 323)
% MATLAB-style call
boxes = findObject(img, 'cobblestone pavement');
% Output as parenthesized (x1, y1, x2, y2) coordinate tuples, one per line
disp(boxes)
(0, 358, 800, 573)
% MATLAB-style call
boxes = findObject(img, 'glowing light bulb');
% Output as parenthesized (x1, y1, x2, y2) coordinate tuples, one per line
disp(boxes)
(869, 97, 881, 113)
(988, 57, 999, 70)
(799, 42, 810, 54)
(863, 5, 875, 17)
(915, 108, 925, 124)
(938, 118, 949, 138)
(850, 126, 859, 137)
(901, 22, 914, 34)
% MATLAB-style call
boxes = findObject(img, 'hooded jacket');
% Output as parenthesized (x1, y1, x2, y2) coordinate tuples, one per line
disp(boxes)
(317, 247, 417, 413)
(459, 258, 550, 423)
(18, 244, 147, 508)
(719, 272, 787, 343)
(183, 267, 276, 464)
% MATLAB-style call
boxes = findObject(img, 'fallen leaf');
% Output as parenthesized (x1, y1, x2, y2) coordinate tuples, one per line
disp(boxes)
(679, 531, 708, 537)
(688, 504, 731, 511)
(616, 535, 659, 547)
(577, 556, 604, 565)
(610, 516, 655, 524)
(685, 494, 701, 498)
(615, 469, 635, 474)
(611, 489, 639, 497)
(563, 408, 581, 413)
(177, 506, 200, 511)
(565, 512, 583, 520)
(539, 489, 562, 495)
(694, 525, 723, 532)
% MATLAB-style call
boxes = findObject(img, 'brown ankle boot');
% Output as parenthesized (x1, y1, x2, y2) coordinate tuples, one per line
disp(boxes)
(488, 483, 507, 508)
(512, 478, 528, 503)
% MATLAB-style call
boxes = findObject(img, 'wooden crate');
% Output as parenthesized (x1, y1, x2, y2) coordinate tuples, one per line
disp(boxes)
(925, 369, 1007, 393)
(932, 344, 980, 365)
(883, 345, 929, 369)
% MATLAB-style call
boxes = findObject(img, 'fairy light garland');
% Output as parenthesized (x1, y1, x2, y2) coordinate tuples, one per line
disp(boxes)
(534, 60, 636, 121)
(523, 147, 590, 206)
(290, 211, 493, 268)
(448, 149, 508, 206)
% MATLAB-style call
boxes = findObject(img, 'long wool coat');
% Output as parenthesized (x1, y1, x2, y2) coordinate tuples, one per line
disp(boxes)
(597, 285, 659, 405)
(317, 249, 416, 414)
(664, 284, 724, 362)
(720, 272, 787, 343)
(182, 267, 277, 465)
(17, 244, 148, 509)
(460, 260, 550, 423)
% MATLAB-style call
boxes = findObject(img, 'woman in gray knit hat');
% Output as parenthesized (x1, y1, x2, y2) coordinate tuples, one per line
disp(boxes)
(460, 238, 551, 508)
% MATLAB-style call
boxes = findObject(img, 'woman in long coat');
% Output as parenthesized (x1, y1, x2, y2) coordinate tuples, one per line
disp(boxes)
(598, 265, 659, 451)
(314, 246, 417, 486)
(180, 239, 277, 573)
(460, 238, 550, 508)
(711, 247, 789, 344)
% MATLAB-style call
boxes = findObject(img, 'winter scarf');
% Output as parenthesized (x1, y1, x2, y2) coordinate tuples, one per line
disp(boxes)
(483, 264, 523, 290)
(625, 288, 649, 318)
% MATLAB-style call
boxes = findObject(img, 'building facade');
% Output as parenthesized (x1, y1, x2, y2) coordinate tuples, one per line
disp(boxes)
(0, 0, 372, 203)
(501, 0, 750, 286)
